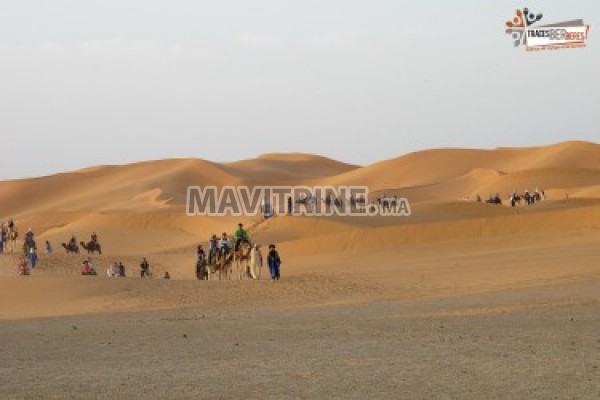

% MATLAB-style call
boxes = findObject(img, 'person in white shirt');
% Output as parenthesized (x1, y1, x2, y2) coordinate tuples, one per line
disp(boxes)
(219, 232, 231, 255)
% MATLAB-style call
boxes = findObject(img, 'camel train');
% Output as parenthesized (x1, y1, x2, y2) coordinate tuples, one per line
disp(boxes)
(61, 235, 102, 255)
(197, 240, 262, 281)
(197, 224, 264, 281)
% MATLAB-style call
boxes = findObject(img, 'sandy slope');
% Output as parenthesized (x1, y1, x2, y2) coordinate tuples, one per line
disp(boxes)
(0, 141, 598, 322)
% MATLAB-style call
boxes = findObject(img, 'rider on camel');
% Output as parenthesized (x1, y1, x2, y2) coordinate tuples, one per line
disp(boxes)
(91, 232, 98, 244)
(208, 234, 218, 263)
(234, 223, 250, 252)
(68, 235, 77, 249)
(25, 228, 35, 248)
(220, 232, 231, 255)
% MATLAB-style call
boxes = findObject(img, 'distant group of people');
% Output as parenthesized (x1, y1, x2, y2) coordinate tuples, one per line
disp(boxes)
(472, 188, 546, 207)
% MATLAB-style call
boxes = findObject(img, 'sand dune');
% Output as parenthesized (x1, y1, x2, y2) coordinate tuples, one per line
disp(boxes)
(0, 140, 599, 323)
(322, 141, 600, 192)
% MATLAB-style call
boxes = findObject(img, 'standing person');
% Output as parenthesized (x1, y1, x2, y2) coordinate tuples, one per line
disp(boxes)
(28, 247, 38, 269)
(267, 244, 282, 281)
(118, 262, 126, 277)
(140, 257, 151, 278)
(45, 240, 53, 254)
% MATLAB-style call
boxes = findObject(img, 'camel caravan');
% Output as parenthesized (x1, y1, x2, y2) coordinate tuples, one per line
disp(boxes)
(195, 223, 281, 281)
(61, 232, 102, 254)
(469, 188, 547, 207)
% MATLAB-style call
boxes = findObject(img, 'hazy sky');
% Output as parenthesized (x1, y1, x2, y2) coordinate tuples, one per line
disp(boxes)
(0, 1, 598, 179)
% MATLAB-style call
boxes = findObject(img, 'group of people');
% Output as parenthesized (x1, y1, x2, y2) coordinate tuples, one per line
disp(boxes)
(474, 188, 546, 207)
(106, 260, 127, 277)
(3, 221, 41, 270)
(79, 257, 161, 278)
(8, 219, 283, 281)
(198, 222, 282, 280)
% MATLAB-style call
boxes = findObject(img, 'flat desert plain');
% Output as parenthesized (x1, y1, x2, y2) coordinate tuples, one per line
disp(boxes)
(0, 141, 599, 399)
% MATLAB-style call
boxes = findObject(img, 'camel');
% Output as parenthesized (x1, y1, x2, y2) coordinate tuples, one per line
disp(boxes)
(211, 249, 233, 281)
(234, 241, 252, 280)
(248, 244, 263, 280)
(6, 229, 18, 253)
(80, 241, 102, 254)
(61, 242, 79, 254)
(196, 259, 209, 280)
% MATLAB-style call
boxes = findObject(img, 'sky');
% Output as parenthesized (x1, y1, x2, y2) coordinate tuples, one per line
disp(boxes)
(0, 0, 598, 179)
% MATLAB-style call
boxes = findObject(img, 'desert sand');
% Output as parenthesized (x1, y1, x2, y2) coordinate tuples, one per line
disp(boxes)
(0, 141, 599, 399)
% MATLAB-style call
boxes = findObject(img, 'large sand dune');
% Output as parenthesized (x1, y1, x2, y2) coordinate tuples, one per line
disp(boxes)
(0, 140, 598, 320)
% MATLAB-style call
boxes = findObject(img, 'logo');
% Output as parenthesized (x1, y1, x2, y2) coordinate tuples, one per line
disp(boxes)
(505, 8, 590, 51)
(186, 186, 411, 217)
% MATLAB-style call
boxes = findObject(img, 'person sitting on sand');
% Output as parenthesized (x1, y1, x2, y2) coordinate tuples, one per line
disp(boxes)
(107, 261, 120, 277)
(164, 271, 171, 279)
(118, 262, 126, 277)
(81, 260, 97, 275)
(267, 244, 282, 281)
(220, 232, 231, 255)
(234, 223, 250, 252)
(18, 256, 30, 276)
(140, 257, 151, 278)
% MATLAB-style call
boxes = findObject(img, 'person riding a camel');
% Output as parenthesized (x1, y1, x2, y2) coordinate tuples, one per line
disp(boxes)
(68, 235, 77, 249)
(220, 232, 231, 255)
(91, 232, 98, 244)
(208, 234, 218, 264)
(209, 234, 218, 252)
(197, 245, 206, 263)
(234, 223, 250, 252)
(25, 228, 35, 248)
